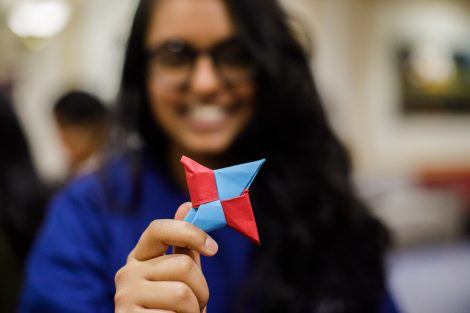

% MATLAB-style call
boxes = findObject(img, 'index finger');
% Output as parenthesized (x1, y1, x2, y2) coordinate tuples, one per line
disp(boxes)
(173, 202, 202, 265)
(130, 219, 218, 261)
(174, 202, 193, 221)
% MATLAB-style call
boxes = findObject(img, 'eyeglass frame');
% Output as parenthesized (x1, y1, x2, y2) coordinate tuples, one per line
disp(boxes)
(144, 36, 257, 91)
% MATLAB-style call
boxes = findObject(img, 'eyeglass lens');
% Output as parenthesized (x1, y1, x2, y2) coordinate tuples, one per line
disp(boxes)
(147, 37, 254, 88)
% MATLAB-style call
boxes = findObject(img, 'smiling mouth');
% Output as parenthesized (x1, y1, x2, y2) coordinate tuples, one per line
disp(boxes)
(191, 105, 225, 123)
(180, 104, 236, 131)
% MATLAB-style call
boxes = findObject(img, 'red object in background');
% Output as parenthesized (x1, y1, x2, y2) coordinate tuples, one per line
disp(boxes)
(419, 169, 470, 213)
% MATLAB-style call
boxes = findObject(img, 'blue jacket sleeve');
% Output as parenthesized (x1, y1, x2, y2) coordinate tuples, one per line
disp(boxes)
(379, 291, 401, 313)
(19, 179, 114, 313)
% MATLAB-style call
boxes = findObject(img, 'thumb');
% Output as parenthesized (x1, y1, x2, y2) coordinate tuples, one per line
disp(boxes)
(173, 202, 206, 267)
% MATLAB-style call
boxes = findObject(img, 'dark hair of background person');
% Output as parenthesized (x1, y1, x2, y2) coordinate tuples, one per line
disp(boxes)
(53, 90, 111, 176)
(0, 93, 49, 311)
(53, 90, 109, 126)
(114, 0, 390, 312)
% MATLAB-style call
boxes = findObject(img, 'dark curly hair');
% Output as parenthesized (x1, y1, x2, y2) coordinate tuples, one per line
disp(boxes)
(115, 1, 390, 312)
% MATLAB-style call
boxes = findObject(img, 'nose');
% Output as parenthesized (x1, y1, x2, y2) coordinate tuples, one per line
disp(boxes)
(189, 55, 222, 96)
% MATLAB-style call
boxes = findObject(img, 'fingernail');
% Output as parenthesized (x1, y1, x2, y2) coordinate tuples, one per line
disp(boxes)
(205, 236, 218, 254)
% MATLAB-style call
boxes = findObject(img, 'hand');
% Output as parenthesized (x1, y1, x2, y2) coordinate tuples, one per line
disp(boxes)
(115, 202, 218, 313)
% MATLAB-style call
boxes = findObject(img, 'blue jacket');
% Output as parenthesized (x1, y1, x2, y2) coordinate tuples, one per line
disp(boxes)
(19, 151, 399, 313)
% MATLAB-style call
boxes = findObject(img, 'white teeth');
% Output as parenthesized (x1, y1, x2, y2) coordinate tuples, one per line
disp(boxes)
(190, 105, 225, 123)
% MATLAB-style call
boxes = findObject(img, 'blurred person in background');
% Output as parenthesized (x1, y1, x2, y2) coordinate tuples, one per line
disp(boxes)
(20, 0, 399, 313)
(0, 93, 49, 312)
(53, 90, 110, 177)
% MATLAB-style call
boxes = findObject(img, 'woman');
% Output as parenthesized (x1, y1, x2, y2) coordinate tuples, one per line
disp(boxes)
(20, 0, 397, 312)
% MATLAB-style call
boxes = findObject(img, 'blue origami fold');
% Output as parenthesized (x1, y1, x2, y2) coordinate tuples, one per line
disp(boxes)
(181, 156, 265, 244)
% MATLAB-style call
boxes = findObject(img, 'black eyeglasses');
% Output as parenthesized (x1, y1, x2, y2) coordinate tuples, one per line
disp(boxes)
(145, 37, 256, 90)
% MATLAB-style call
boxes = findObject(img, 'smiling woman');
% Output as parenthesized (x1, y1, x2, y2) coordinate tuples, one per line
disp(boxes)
(19, 0, 398, 313)
(144, 0, 255, 158)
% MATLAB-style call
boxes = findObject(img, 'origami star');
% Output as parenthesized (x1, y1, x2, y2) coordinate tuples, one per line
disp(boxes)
(181, 156, 265, 245)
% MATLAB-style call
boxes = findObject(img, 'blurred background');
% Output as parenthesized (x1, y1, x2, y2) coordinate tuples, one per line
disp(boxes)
(0, 0, 469, 312)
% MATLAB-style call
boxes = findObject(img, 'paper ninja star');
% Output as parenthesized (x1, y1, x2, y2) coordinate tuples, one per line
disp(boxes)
(181, 156, 265, 245)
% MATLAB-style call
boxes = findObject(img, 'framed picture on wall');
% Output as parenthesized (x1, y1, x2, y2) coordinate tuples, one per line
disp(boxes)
(397, 44, 470, 114)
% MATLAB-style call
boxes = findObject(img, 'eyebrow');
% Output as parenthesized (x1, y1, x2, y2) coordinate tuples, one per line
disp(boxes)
(145, 36, 243, 55)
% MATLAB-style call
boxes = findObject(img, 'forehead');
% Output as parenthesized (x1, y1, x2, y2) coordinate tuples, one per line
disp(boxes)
(145, 0, 235, 49)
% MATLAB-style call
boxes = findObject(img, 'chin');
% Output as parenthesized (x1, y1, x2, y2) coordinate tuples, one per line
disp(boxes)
(183, 136, 234, 157)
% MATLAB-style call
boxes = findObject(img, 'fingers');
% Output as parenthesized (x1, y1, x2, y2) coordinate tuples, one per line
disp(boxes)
(117, 202, 216, 312)
(137, 254, 209, 307)
(133, 309, 175, 313)
(115, 280, 200, 313)
(115, 254, 209, 311)
(173, 202, 201, 265)
(130, 219, 218, 261)
(173, 246, 201, 267)
(142, 281, 200, 313)
(174, 202, 193, 220)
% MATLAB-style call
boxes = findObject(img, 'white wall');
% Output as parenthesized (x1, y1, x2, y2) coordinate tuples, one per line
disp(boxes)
(284, 0, 470, 179)
(362, 0, 470, 177)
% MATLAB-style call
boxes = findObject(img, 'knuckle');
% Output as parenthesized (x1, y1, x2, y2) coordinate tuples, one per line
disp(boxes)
(114, 289, 128, 307)
(184, 223, 205, 247)
(148, 219, 163, 235)
(114, 267, 127, 285)
(114, 297, 134, 313)
(172, 281, 193, 303)
(174, 254, 195, 274)
(115, 262, 139, 287)
(201, 287, 210, 306)
(180, 221, 194, 234)
(126, 248, 136, 262)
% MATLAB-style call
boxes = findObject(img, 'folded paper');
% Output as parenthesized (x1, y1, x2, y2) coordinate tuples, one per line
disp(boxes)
(181, 156, 265, 245)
